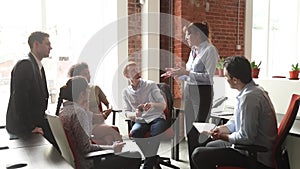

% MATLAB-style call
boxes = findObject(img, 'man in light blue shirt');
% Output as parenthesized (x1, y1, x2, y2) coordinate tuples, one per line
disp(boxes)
(192, 56, 278, 169)
(122, 61, 166, 169)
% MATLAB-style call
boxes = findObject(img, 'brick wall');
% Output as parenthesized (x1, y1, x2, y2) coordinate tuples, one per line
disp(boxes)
(173, 0, 245, 60)
(128, 0, 142, 64)
(206, 0, 245, 57)
(160, 0, 173, 85)
(127, 0, 245, 98)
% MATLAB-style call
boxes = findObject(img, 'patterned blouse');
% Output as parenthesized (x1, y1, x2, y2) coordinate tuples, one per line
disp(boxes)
(89, 85, 107, 115)
(59, 101, 103, 169)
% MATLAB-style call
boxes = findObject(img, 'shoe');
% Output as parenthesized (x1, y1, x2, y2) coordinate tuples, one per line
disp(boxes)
(153, 156, 161, 169)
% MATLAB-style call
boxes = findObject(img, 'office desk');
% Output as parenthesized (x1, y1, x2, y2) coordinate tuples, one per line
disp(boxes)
(210, 113, 232, 125)
(0, 129, 49, 149)
(0, 133, 72, 169)
(8, 134, 50, 149)
(0, 144, 72, 169)
(277, 114, 300, 136)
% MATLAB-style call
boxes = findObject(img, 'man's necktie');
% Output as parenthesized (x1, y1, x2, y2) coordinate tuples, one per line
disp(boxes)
(41, 67, 45, 80)
(41, 67, 48, 97)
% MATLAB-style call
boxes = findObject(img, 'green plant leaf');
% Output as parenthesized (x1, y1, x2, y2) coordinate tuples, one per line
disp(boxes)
(291, 63, 299, 71)
(250, 61, 261, 69)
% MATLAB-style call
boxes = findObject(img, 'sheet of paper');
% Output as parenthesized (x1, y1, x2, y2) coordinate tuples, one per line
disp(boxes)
(193, 122, 216, 135)
(211, 111, 233, 116)
(125, 112, 135, 118)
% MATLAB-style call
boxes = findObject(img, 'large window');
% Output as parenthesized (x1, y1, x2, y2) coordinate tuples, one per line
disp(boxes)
(0, 0, 117, 126)
(251, 0, 300, 77)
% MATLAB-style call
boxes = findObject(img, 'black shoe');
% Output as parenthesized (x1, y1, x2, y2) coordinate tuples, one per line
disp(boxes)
(153, 156, 161, 169)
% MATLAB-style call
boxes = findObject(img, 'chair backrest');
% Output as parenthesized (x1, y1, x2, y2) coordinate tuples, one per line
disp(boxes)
(273, 94, 300, 169)
(47, 114, 76, 168)
(156, 83, 176, 140)
(157, 83, 174, 129)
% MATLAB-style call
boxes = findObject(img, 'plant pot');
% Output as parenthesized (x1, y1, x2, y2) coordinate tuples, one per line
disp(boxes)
(217, 69, 224, 77)
(289, 71, 299, 79)
(251, 68, 260, 78)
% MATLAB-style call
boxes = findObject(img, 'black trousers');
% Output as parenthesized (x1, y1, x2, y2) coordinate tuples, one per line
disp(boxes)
(184, 84, 213, 169)
(191, 140, 273, 169)
(93, 151, 142, 169)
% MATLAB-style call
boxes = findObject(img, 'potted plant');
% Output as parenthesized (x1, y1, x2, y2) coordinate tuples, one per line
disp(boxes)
(250, 61, 261, 78)
(216, 57, 225, 77)
(289, 63, 300, 79)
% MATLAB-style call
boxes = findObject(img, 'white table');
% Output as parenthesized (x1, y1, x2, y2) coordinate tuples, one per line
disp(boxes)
(0, 131, 72, 169)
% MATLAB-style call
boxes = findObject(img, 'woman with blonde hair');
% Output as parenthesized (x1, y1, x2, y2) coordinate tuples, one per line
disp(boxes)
(163, 22, 219, 169)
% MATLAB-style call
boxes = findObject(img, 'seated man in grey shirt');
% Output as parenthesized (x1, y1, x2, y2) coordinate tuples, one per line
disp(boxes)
(122, 61, 166, 169)
(192, 56, 278, 169)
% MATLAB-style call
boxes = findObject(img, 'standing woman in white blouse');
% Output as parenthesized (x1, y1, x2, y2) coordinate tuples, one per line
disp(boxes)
(164, 22, 219, 169)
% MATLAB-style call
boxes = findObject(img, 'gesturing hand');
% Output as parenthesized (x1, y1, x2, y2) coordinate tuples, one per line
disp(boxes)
(161, 67, 180, 78)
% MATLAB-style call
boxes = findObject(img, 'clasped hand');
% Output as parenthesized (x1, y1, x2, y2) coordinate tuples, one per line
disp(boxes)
(201, 127, 222, 140)
(210, 127, 222, 140)
(136, 103, 152, 117)
(206, 126, 229, 141)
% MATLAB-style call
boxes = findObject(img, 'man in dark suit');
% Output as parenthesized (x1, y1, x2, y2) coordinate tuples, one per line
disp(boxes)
(6, 31, 58, 149)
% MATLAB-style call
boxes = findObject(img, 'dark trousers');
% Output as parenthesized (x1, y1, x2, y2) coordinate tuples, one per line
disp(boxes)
(191, 140, 272, 169)
(184, 85, 213, 169)
(94, 151, 142, 169)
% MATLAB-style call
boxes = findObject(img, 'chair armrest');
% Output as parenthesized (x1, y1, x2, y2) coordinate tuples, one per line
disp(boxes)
(112, 110, 122, 113)
(125, 118, 135, 134)
(174, 107, 183, 114)
(85, 149, 114, 159)
(111, 110, 122, 125)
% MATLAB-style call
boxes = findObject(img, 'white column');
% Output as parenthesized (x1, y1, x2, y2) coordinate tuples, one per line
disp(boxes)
(141, 0, 160, 82)
(117, 0, 128, 107)
(245, 0, 253, 60)
(41, 0, 47, 31)
(116, 0, 129, 135)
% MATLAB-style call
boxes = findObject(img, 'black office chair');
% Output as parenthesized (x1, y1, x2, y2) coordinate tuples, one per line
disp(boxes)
(126, 83, 180, 169)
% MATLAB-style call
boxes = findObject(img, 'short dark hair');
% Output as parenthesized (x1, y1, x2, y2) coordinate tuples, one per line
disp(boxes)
(68, 62, 89, 77)
(223, 56, 252, 84)
(55, 76, 88, 115)
(28, 31, 49, 49)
